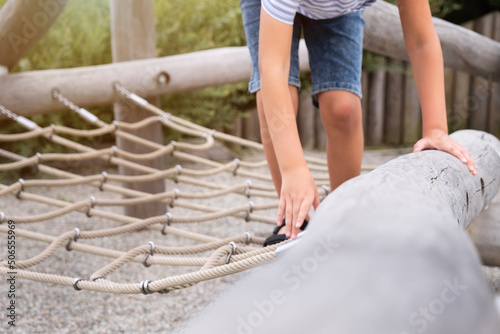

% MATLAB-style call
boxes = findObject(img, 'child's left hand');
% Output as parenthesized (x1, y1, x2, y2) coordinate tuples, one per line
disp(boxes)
(413, 129, 477, 175)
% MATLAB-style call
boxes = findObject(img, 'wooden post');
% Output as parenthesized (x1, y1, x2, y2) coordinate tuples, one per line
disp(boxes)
(110, 0, 165, 218)
(367, 57, 386, 146)
(489, 12, 500, 138)
(186, 130, 500, 333)
(402, 64, 421, 145)
(470, 14, 494, 131)
(384, 59, 404, 145)
(468, 201, 500, 267)
(0, 0, 69, 69)
(361, 69, 369, 142)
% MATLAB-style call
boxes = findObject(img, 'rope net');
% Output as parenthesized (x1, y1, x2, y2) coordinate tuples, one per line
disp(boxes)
(0, 86, 375, 294)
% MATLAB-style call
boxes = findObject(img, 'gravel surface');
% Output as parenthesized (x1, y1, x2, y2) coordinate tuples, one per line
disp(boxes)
(0, 147, 499, 333)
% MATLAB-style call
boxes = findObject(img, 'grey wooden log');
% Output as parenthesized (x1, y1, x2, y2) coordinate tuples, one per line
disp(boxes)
(470, 14, 495, 132)
(384, 59, 404, 145)
(489, 13, 500, 139)
(402, 64, 421, 145)
(361, 69, 369, 141)
(185, 130, 500, 334)
(110, 0, 165, 219)
(2, 2, 500, 118)
(367, 57, 386, 146)
(0, 0, 69, 70)
(468, 201, 500, 267)
(363, 1, 500, 81)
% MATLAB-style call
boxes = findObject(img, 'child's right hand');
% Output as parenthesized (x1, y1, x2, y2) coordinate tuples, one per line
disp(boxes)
(277, 165, 320, 240)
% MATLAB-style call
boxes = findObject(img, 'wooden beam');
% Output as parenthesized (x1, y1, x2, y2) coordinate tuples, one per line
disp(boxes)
(0, 0, 69, 69)
(1, 3, 500, 118)
(186, 130, 500, 333)
(468, 201, 500, 267)
(363, 1, 500, 81)
(109, 0, 165, 219)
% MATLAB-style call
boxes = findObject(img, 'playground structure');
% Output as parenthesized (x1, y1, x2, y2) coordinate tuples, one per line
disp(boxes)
(1, 0, 500, 331)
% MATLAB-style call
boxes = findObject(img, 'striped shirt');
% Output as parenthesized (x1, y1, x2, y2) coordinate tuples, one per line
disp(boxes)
(262, 0, 376, 25)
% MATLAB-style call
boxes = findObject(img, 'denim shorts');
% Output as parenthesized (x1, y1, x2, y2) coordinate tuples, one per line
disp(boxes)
(240, 0, 365, 106)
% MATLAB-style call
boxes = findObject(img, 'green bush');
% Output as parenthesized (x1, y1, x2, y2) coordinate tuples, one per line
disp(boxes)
(0, 0, 253, 163)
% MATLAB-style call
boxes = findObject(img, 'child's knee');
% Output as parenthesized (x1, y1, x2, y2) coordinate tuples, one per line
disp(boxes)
(319, 92, 361, 131)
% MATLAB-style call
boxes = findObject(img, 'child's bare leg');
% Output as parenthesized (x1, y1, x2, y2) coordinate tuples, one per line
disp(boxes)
(318, 90, 363, 191)
(256, 85, 299, 195)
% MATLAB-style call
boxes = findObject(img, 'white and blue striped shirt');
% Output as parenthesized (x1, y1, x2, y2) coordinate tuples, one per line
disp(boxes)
(262, 0, 376, 25)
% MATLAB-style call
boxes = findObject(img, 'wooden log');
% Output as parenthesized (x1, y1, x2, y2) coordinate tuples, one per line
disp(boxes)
(451, 70, 472, 132)
(226, 116, 243, 150)
(297, 89, 315, 150)
(449, 21, 474, 133)
(367, 57, 386, 146)
(186, 130, 500, 333)
(0, 0, 69, 69)
(110, 0, 165, 219)
(384, 59, 404, 145)
(489, 13, 500, 139)
(468, 201, 500, 267)
(361, 69, 369, 141)
(470, 14, 494, 132)
(402, 64, 421, 145)
(2, 2, 500, 118)
(363, 1, 500, 81)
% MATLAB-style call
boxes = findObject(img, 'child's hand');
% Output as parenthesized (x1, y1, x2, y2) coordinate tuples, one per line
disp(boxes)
(278, 166, 320, 240)
(413, 129, 477, 175)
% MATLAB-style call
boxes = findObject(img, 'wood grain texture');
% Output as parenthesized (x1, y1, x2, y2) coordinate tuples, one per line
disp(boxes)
(0, 0, 69, 69)
(186, 130, 500, 334)
(110, 0, 165, 218)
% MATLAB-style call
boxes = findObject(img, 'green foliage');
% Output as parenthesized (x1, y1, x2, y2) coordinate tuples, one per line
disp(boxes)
(0, 0, 253, 164)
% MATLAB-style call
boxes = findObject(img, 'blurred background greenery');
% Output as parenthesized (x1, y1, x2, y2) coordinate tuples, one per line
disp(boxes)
(1, 0, 499, 158)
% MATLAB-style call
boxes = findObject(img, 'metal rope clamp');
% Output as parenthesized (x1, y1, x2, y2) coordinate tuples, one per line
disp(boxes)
(170, 140, 177, 154)
(225, 241, 238, 264)
(158, 113, 173, 123)
(172, 165, 182, 184)
(142, 241, 156, 268)
(169, 188, 179, 208)
(34, 153, 43, 172)
(140, 280, 153, 295)
(90, 275, 104, 281)
(16, 178, 25, 199)
(49, 124, 56, 140)
(65, 228, 81, 251)
(232, 158, 241, 176)
(86, 196, 96, 217)
(244, 232, 252, 245)
(161, 212, 172, 235)
(244, 201, 255, 222)
(73, 277, 84, 291)
(245, 179, 253, 198)
(203, 129, 216, 139)
(99, 171, 108, 191)
(108, 146, 118, 163)
(0, 212, 5, 224)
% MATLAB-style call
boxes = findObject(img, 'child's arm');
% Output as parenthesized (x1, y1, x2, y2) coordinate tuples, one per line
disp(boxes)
(259, 8, 320, 239)
(397, 0, 477, 174)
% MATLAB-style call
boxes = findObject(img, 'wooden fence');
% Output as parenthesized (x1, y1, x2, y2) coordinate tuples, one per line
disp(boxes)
(229, 12, 500, 149)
